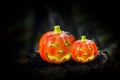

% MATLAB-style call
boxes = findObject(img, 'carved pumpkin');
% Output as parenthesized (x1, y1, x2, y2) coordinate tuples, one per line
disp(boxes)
(38, 25, 75, 64)
(71, 36, 98, 63)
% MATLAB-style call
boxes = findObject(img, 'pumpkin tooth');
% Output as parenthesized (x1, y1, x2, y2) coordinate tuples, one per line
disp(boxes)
(76, 56, 89, 63)
(46, 53, 58, 61)
(76, 56, 84, 61)
(88, 54, 95, 61)
(62, 54, 71, 60)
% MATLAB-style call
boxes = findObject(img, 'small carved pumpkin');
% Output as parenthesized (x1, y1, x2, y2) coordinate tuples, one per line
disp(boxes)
(71, 36, 98, 63)
(38, 25, 75, 64)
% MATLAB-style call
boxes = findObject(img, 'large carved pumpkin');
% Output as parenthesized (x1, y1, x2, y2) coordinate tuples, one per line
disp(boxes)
(71, 35, 98, 63)
(38, 25, 75, 64)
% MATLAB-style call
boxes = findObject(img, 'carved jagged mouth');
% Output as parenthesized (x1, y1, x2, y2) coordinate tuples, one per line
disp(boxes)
(76, 54, 95, 63)
(46, 53, 71, 63)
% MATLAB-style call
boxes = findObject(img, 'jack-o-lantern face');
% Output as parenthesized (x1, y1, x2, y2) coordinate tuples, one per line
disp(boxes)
(38, 25, 75, 64)
(71, 36, 98, 63)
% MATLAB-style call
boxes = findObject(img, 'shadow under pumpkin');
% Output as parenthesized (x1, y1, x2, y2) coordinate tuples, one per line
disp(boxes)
(12, 50, 119, 80)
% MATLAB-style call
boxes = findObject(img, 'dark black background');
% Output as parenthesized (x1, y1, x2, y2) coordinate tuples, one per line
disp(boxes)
(3, 1, 120, 80)
(4, 1, 120, 61)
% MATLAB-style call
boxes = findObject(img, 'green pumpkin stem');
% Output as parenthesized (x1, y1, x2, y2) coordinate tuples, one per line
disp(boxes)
(81, 35, 87, 42)
(54, 25, 62, 34)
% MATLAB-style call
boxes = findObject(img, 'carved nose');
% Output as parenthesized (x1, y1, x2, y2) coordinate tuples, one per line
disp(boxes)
(58, 50, 64, 54)
(84, 53, 89, 56)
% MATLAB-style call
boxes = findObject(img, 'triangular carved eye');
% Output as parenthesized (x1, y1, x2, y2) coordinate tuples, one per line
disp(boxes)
(89, 47, 93, 50)
(64, 41, 70, 46)
(77, 48, 84, 52)
(49, 42, 58, 47)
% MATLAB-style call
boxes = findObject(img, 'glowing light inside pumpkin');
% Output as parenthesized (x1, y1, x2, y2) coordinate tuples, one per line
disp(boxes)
(38, 25, 75, 64)
(46, 53, 71, 63)
(58, 50, 64, 54)
(71, 35, 98, 63)
(49, 42, 58, 47)
(76, 54, 95, 63)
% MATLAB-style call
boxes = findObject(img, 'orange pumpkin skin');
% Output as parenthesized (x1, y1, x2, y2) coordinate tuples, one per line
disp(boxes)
(38, 26, 75, 64)
(71, 36, 98, 63)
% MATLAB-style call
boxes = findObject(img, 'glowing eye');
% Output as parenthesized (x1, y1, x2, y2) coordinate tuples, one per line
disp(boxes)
(64, 41, 70, 46)
(89, 47, 93, 50)
(50, 42, 58, 47)
(77, 48, 84, 51)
